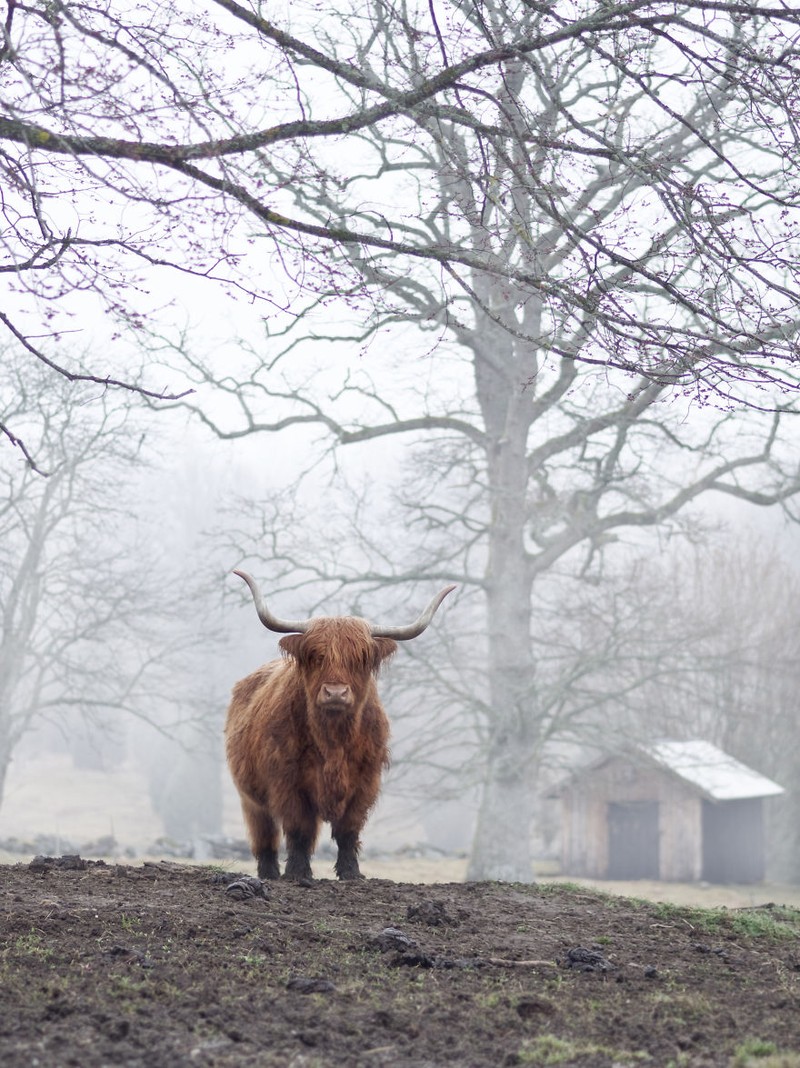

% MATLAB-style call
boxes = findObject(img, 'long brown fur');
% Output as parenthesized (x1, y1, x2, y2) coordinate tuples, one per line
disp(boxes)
(225, 617, 395, 881)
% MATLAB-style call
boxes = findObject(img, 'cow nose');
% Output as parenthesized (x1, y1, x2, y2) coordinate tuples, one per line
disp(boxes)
(322, 684, 350, 703)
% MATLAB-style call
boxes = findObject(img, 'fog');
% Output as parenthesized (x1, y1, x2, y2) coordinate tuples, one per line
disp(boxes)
(1, 0, 800, 894)
(2, 331, 799, 891)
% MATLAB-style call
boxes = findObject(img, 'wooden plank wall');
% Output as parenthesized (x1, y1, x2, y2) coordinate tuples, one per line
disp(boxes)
(560, 757, 703, 880)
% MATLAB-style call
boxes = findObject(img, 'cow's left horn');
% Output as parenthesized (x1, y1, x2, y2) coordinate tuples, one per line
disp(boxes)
(370, 585, 457, 641)
(233, 570, 314, 634)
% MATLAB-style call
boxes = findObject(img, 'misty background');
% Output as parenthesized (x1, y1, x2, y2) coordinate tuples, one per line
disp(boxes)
(1, 0, 800, 889)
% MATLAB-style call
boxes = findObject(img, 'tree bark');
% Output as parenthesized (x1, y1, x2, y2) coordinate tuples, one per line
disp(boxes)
(466, 301, 539, 880)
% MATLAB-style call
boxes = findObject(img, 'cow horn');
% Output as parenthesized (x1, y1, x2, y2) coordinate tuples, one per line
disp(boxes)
(233, 570, 313, 634)
(370, 585, 457, 641)
(235, 570, 456, 640)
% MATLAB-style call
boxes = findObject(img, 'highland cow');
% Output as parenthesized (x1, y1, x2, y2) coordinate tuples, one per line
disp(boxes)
(226, 571, 455, 881)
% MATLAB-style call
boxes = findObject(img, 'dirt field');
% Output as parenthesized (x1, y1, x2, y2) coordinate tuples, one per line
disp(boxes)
(1, 857, 799, 1068)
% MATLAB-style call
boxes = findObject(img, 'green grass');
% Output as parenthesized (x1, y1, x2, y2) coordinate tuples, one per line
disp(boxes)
(517, 1034, 651, 1065)
(732, 1038, 800, 1067)
(516, 881, 800, 943)
(13, 930, 53, 960)
(241, 952, 269, 968)
(647, 902, 800, 941)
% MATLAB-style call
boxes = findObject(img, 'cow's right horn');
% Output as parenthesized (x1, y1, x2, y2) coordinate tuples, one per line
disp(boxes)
(370, 585, 456, 641)
(233, 570, 313, 634)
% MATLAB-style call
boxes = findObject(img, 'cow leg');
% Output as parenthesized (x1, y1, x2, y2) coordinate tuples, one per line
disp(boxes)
(240, 796, 281, 880)
(332, 827, 364, 881)
(257, 847, 280, 881)
(284, 830, 314, 881)
(283, 804, 320, 881)
(332, 784, 378, 880)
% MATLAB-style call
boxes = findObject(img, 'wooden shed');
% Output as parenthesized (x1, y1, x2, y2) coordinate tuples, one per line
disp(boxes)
(551, 740, 784, 884)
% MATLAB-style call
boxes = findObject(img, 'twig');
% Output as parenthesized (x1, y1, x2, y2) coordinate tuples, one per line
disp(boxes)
(485, 956, 558, 968)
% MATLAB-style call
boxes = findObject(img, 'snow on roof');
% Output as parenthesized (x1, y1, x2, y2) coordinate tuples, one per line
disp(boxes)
(641, 739, 784, 800)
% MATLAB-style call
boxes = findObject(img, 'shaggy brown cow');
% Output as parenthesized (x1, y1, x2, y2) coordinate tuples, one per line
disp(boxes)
(226, 571, 455, 881)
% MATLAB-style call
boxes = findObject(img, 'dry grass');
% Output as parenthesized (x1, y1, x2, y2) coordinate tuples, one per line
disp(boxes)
(0, 753, 163, 849)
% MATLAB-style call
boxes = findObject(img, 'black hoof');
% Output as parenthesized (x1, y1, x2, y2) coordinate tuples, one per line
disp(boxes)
(256, 853, 280, 880)
(283, 871, 314, 884)
(335, 862, 364, 881)
(283, 856, 314, 882)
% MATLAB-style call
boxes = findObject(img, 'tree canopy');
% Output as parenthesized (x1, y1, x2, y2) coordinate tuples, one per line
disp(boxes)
(2, 0, 800, 450)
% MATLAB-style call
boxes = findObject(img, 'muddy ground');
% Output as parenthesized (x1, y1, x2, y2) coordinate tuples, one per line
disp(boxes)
(1, 858, 799, 1068)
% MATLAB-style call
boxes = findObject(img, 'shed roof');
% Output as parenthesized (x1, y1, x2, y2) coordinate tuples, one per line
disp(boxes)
(549, 739, 784, 801)
(640, 739, 784, 800)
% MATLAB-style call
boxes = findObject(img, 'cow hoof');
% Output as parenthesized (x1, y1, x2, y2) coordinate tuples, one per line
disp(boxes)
(256, 853, 280, 881)
(283, 870, 314, 883)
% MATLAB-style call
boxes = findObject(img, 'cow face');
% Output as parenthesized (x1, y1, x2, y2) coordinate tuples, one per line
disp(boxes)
(280, 618, 397, 714)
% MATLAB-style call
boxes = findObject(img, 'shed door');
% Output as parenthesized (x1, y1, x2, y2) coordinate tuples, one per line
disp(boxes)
(607, 801, 660, 879)
(702, 798, 764, 884)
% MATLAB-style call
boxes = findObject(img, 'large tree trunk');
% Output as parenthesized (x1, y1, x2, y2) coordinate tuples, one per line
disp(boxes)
(466, 545, 537, 881)
(466, 319, 537, 880)
(467, 766, 534, 882)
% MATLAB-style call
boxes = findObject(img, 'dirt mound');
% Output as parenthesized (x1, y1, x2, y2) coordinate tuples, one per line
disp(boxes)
(1, 859, 799, 1066)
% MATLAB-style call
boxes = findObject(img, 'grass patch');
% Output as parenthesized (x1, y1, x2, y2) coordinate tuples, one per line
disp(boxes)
(525, 882, 800, 942)
(518, 1034, 650, 1065)
(536, 881, 611, 898)
(241, 952, 269, 968)
(732, 1038, 800, 1067)
(13, 930, 54, 961)
(648, 902, 800, 941)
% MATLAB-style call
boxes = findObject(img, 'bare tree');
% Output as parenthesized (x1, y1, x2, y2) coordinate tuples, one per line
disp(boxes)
(8, 0, 800, 875)
(213, 390, 799, 883)
(0, 0, 799, 432)
(180, 0, 800, 879)
(0, 350, 208, 814)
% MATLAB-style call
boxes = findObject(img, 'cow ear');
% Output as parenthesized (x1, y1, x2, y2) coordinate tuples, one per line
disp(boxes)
(372, 638, 397, 670)
(279, 634, 304, 660)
